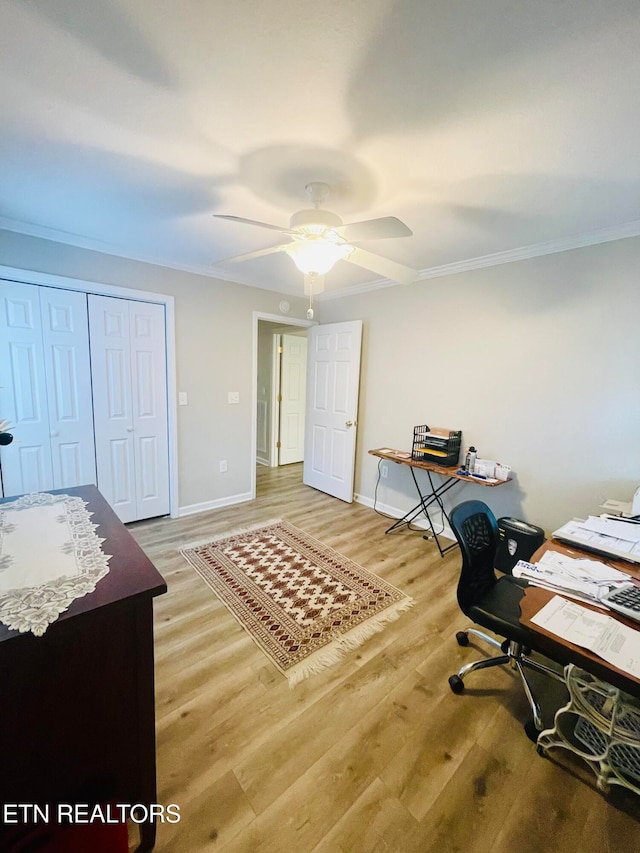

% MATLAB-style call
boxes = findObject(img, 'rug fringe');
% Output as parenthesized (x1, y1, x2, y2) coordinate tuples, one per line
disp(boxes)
(338, 597, 415, 652)
(285, 641, 352, 688)
(179, 518, 283, 552)
(285, 597, 415, 688)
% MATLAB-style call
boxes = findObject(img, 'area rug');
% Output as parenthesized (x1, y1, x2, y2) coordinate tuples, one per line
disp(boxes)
(180, 520, 414, 686)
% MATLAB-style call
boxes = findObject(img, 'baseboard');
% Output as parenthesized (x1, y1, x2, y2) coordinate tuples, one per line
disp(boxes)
(256, 456, 270, 466)
(178, 491, 253, 518)
(354, 493, 456, 542)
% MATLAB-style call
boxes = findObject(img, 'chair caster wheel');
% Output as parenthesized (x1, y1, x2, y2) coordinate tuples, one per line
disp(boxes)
(524, 719, 539, 743)
(455, 632, 469, 646)
(537, 745, 546, 758)
(448, 674, 465, 694)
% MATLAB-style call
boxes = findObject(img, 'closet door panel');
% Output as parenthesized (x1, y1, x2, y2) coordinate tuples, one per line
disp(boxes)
(89, 295, 137, 523)
(40, 288, 96, 489)
(130, 301, 169, 519)
(0, 282, 54, 496)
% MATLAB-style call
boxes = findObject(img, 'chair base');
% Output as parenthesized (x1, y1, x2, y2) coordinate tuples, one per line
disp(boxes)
(449, 627, 565, 733)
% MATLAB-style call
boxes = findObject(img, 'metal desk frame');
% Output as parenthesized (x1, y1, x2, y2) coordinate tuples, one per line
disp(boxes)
(368, 448, 510, 557)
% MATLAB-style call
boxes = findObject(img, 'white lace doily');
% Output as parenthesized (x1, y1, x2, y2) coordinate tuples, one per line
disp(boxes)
(0, 492, 111, 636)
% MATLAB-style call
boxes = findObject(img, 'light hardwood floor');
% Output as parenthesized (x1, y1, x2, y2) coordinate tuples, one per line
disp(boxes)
(128, 463, 639, 853)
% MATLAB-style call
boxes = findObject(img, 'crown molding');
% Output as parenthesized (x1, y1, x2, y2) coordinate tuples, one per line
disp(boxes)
(0, 216, 302, 294)
(2, 215, 640, 302)
(321, 218, 640, 300)
(417, 219, 640, 281)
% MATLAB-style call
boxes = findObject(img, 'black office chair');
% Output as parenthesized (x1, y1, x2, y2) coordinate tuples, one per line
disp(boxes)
(447, 500, 563, 738)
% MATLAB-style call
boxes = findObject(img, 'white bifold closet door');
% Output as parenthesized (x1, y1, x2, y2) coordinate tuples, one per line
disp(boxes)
(88, 294, 169, 523)
(0, 282, 96, 496)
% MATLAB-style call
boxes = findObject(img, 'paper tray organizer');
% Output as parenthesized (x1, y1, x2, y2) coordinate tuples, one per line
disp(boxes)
(411, 425, 462, 467)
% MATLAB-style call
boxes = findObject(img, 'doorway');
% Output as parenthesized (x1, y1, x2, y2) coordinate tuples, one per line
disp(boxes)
(252, 312, 315, 499)
(274, 331, 308, 466)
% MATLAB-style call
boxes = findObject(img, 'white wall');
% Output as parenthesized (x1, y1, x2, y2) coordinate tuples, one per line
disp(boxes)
(2, 228, 639, 531)
(0, 230, 309, 515)
(319, 236, 640, 532)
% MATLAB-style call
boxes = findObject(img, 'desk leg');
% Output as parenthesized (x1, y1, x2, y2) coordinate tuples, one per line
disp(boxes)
(382, 467, 460, 557)
(411, 468, 459, 557)
(383, 500, 428, 534)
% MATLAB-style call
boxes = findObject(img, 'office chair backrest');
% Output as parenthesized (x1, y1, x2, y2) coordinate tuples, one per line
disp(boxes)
(449, 500, 499, 615)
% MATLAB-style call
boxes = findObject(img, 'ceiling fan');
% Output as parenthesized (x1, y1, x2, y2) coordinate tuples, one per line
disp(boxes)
(212, 182, 418, 298)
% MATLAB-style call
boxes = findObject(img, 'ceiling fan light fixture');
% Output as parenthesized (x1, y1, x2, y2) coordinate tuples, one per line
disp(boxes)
(285, 239, 353, 275)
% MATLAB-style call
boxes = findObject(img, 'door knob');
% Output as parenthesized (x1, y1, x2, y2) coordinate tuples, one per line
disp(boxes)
(345, 420, 356, 428)
(127, 426, 134, 432)
(50, 431, 59, 437)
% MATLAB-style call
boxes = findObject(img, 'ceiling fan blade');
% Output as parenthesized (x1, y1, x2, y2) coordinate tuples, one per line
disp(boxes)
(214, 244, 290, 265)
(213, 214, 296, 235)
(334, 216, 412, 243)
(347, 247, 418, 285)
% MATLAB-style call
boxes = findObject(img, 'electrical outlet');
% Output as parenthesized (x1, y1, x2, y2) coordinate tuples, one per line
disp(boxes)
(219, 460, 227, 473)
(381, 463, 388, 478)
(227, 391, 239, 404)
(178, 391, 188, 406)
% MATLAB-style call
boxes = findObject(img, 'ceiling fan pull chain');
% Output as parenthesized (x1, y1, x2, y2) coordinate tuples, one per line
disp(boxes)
(307, 284, 314, 320)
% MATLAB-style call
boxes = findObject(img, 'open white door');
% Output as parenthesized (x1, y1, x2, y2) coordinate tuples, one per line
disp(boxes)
(303, 320, 362, 502)
(279, 333, 307, 465)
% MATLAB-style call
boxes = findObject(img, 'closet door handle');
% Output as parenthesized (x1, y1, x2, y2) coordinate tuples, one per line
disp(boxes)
(50, 431, 59, 438)
(126, 426, 134, 432)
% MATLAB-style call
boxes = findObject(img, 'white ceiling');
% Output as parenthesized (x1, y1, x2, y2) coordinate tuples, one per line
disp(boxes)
(1, 0, 639, 297)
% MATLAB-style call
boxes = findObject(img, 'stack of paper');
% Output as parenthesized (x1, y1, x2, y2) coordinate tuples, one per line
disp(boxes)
(531, 596, 640, 679)
(553, 516, 640, 563)
(512, 552, 630, 605)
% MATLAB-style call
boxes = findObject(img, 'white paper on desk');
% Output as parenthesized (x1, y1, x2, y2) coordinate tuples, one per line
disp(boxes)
(536, 551, 630, 583)
(582, 515, 640, 543)
(512, 556, 630, 608)
(531, 596, 640, 679)
(555, 519, 640, 558)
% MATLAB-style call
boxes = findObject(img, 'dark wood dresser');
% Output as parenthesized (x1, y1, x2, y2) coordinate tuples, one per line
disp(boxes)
(0, 485, 167, 851)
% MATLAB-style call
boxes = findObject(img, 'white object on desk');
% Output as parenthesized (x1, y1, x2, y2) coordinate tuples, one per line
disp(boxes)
(0, 492, 111, 636)
(600, 498, 633, 516)
(531, 595, 640, 679)
(513, 554, 629, 605)
(553, 518, 640, 564)
(598, 486, 640, 518)
(473, 458, 496, 478)
(495, 463, 511, 481)
(584, 515, 640, 543)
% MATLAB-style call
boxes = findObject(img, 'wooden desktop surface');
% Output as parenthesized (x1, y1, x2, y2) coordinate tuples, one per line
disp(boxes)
(369, 448, 510, 486)
(0, 484, 166, 643)
(520, 539, 640, 694)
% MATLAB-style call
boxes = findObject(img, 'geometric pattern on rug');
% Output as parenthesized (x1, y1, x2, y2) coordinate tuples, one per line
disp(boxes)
(180, 519, 414, 686)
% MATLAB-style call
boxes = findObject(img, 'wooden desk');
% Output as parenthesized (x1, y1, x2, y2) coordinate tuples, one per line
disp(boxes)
(0, 485, 167, 851)
(523, 540, 640, 794)
(521, 539, 640, 697)
(369, 448, 510, 556)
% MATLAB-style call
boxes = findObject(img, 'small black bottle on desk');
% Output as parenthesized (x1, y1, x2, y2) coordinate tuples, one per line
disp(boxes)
(464, 446, 477, 474)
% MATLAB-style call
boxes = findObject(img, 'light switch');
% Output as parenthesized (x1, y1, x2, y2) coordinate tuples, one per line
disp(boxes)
(178, 391, 188, 406)
(228, 391, 240, 404)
